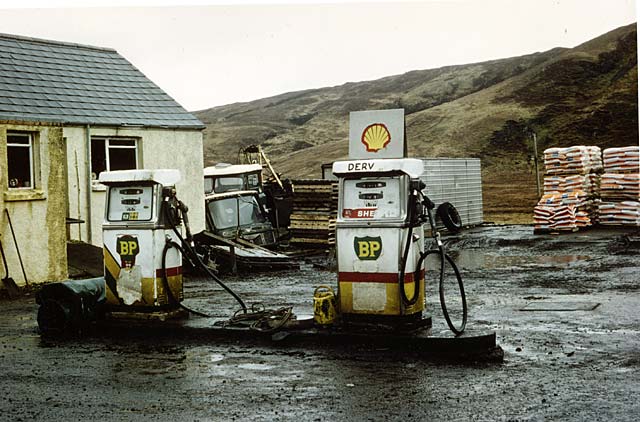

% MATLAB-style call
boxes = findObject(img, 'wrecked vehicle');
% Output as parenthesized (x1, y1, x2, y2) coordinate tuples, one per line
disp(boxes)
(194, 189, 296, 272)
(204, 161, 293, 239)
(204, 189, 276, 247)
(204, 162, 264, 199)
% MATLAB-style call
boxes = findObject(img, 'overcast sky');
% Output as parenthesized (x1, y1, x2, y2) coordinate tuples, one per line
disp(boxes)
(0, 0, 636, 111)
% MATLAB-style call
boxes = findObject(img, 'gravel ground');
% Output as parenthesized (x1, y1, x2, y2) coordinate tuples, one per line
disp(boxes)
(1, 225, 639, 421)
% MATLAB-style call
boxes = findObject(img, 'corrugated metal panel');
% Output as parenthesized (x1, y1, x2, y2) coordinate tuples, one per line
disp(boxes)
(419, 158, 483, 227)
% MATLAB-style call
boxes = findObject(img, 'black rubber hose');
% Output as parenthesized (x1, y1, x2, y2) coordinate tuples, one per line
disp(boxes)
(161, 240, 212, 317)
(163, 199, 247, 313)
(399, 191, 420, 307)
(416, 248, 467, 335)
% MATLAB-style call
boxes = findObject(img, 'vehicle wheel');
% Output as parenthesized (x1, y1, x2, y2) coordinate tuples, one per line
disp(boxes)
(436, 202, 462, 233)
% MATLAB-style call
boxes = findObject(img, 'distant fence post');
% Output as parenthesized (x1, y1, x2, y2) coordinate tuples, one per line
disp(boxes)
(532, 132, 541, 198)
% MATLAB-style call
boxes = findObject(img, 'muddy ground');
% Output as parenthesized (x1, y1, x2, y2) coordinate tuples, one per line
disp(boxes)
(1, 225, 639, 421)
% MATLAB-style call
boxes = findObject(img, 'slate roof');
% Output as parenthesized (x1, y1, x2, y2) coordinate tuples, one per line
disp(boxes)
(0, 33, 204, 129)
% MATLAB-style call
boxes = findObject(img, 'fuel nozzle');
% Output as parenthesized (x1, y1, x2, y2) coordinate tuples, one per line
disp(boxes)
(179, 201, 193, 245)
(162, 186, 177, 200)
(423, 195, 435, 211)
(162, 186, 182, 226)
(407, 180, 426, 226)
(162, 186, 194, 245)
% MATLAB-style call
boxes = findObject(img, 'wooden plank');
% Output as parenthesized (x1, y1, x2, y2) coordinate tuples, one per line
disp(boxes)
(290, 223, 333, 230)
(291, 237, 331, 244)
(290, 215, 333, 221)
(290, 179, 339, 252)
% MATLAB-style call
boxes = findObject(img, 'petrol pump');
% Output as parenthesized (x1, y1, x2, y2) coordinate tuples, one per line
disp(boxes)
(99, 169, 184, 313)
(333, 109, 429, 327)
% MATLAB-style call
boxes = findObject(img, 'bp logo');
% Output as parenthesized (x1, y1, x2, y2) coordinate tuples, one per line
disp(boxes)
(354, 236, 382, 260)
(116, 235, 139, 268)
(361, 123, 391, 152)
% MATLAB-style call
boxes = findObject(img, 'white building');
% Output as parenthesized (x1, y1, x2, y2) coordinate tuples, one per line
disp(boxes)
(0, 33, 205, 286)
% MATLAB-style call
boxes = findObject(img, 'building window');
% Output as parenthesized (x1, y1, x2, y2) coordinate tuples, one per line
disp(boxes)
(91, 137, 138, 180)
(7, 132, 34, 189)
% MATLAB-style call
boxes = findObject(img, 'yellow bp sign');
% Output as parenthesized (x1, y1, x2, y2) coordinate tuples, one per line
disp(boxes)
(354, 236, 382, 260)
(116, 235, 139, 268)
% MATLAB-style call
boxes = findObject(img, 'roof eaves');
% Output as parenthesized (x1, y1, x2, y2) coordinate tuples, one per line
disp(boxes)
(0, 33, 116, 53)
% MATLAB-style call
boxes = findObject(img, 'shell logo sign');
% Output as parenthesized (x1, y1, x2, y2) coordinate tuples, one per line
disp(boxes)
(361, 123, 391, 152)
(349, 109, 405, 159)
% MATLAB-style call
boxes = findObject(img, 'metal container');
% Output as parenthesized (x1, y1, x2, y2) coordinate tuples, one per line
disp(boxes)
(313, 285, 337, 325)
(419, 158, 484, 227)
(321, 163, 338, 181)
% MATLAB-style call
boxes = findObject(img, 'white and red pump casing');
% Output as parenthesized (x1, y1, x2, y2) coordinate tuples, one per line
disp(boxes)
(99, 169, 184, 309)
(333, 158, 426, 319)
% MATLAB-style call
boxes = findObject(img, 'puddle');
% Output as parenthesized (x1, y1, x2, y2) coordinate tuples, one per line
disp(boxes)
(237, 363, 275, 371)
(426, 251, 591, 270)
(210, 354, 225, 362)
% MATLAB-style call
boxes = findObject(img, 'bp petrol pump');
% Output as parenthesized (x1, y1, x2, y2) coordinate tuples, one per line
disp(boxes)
(99, 169, 185, 312)
(333, 158, 426, 324)
(332, 109, 466, 333)
(98, 168, 247, 318)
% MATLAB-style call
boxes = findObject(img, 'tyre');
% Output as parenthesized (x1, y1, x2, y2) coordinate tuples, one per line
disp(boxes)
(437, 202, 462, 233)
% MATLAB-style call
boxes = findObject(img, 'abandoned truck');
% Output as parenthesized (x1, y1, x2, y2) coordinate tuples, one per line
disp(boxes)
(195, 164, 295, 272)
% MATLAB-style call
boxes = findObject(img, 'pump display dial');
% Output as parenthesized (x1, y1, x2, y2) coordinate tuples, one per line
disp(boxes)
(342, 177, 401, 219)
(355, 181, 386, 189)
(107, 185, 154, 221)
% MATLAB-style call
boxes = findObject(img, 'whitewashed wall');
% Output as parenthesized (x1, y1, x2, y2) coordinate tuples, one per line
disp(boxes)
(64, 126, 205, 247)
(0, 123, 68, 285)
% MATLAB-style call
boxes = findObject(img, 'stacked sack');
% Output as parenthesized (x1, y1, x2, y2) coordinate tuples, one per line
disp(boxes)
(543, 146, 603, 175)
(598, 202, 640, 226)
(534, 146, 602, 232)
(599, 146, 640, 226)
(602, 146, 639, 173)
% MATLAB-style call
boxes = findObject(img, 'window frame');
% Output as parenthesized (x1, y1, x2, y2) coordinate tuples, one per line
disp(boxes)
(91, 137, 139, 182)
(6, 132, 35, 190)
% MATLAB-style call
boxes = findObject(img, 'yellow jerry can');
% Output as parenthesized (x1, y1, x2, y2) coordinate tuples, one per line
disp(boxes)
(313, 285, 337, 325)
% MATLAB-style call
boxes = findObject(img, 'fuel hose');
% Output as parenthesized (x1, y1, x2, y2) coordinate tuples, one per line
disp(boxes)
(406, 190, 467, 335)
(398, 188, 421, 307)
(415, 247, 467, 335)
(161, 240, 212, 317)
(161, 199, 248, 315)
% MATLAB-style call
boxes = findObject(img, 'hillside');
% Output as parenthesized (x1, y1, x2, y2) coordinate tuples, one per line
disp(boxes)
(195, 23, 638, 223)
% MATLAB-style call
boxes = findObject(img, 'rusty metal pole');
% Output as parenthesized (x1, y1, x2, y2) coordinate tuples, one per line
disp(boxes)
(532, 132, 541, 198)
(230, 244, 237, 275)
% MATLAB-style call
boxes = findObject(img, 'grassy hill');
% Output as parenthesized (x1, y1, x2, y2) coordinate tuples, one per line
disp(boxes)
(195, 23, 638, 223)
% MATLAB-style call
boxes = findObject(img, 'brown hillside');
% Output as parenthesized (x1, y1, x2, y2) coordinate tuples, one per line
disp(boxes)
(195, 23, 638, 223)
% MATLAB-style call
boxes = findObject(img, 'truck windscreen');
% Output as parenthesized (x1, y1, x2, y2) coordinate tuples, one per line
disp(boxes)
(207, 196, 266, 230)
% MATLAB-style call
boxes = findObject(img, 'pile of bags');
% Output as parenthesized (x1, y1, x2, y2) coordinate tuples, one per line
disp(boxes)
(544, 146, 603, 175)
(534, 146, 602, 231)
(600, 173, 640, 200)
(534, 192, 595, 230)
(598, 146, 639, 227)
(603, 146, 639, 173)
(543, 174, 600, 196)
(598, 201, 640, 226)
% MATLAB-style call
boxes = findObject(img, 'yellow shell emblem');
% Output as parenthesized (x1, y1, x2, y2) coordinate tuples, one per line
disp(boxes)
(361, 123, 391, 152)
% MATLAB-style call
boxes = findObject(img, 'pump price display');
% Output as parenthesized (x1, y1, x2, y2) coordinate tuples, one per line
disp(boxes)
(341, 177, 401, 219)
(107, 185, 154, 222)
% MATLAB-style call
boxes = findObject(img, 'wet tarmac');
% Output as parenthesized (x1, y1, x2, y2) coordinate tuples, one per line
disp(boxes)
(1, 225, 639, 421)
